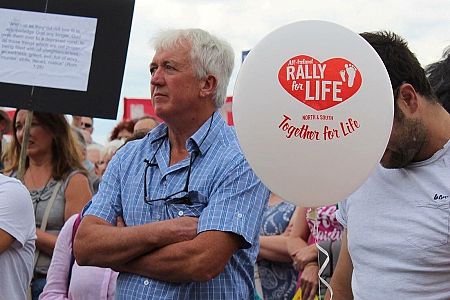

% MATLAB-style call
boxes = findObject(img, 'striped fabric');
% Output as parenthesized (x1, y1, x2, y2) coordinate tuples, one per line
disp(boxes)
(85, 112, 269, 299)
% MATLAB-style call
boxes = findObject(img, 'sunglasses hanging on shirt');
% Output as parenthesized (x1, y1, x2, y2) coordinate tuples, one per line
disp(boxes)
(142, 112, 215, 205)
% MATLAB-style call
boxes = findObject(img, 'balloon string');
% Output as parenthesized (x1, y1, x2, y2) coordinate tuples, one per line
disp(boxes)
(313, 208, 333, 300)
(316, 242, 333, 299)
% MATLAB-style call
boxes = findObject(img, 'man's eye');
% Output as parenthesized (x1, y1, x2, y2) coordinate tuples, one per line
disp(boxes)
(150, 67, 156, 75)
(164, 63, 176, 71)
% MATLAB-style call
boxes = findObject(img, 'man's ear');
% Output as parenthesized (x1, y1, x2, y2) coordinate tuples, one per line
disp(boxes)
(199, 75, 218, 98)
(396, 83, 419, 116)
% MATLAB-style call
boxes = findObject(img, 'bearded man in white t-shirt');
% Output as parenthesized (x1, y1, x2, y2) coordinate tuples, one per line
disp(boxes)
(326, 31, 450, 300)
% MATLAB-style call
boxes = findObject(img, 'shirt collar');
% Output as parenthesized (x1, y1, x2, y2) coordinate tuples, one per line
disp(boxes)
(147, 122, 168, 144)
(187, 111, 223, 155)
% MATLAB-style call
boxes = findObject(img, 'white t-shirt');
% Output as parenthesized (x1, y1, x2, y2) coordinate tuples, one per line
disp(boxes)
(0, 174, 36, 300)
(337, 141, 450, 300)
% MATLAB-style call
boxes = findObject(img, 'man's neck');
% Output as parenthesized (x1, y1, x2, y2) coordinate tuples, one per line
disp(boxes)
(419, 104, 450, 160)
(166, 110, 215, 165)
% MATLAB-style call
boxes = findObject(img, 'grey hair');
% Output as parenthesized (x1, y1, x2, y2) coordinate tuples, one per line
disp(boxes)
(72, 127, 86, 151)
(152, 28, 234, 108)
(101, 139, 124, 161)
(86, 143, 104, 153)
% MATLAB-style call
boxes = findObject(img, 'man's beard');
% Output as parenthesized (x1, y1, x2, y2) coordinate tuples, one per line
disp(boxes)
(381, 117, 427, 169)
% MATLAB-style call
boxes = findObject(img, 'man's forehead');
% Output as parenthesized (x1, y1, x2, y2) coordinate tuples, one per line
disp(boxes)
(81, 117, 93, 124)
(151, 44, 191, 64)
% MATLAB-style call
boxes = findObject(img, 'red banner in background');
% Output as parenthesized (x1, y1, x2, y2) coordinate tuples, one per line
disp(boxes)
(220, 96, 234, 125)
(0, 107, 17, 135)
(122, 98, 159, 121)
(123, 97, 234, 125)
(4, 108, 15, 121)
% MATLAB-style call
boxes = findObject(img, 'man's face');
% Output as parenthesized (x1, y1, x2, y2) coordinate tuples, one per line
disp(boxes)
(80, 117, 94, 134)
(149, 43, 202, 120)
(380, 106, 427, 168)
(72, 115, 82, 127)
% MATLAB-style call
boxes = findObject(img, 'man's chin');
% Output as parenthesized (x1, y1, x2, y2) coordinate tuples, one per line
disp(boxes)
(380, 160, 391, 169)
(380, 154, 408, 169)
(380, 151, 391, 168)
(380, 161, 397, 169)
(152, 107, 166, 121)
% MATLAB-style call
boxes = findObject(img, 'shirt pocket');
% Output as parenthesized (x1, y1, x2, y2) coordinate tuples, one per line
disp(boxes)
(405, 199, 449, 249)
(165, 191, 208, 219)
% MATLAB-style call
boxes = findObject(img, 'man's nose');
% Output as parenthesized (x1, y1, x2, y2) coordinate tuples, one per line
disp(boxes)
(150, 68, 164, 86)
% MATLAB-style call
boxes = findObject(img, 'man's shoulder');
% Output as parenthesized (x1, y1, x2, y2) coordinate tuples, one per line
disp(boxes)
(0, 173, 20, 185)
(342, 164, 385, 206)
(213, 124, 242, 154)
(0, 174, 30, 198)
(207, 129, 246, 170)
(100, 138, 151, 178)
(115, 136, 152, 159)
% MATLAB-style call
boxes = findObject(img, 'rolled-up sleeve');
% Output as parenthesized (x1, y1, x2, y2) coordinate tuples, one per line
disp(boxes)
(335, 199, 348, 229)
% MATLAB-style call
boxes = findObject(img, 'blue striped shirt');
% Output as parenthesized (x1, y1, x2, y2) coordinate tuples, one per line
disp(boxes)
(85, 112, 269, 299)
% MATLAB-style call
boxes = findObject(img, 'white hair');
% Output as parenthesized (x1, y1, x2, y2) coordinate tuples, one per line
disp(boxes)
(152, 28, 235, 108)
(101, 139, 124, 161)
(86, 143, 104, 153)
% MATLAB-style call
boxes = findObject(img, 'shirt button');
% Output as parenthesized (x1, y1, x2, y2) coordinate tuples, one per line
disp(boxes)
(178, 211, 184, 216)
(144, 280, 149, 286)
(237, 213, 243, 218)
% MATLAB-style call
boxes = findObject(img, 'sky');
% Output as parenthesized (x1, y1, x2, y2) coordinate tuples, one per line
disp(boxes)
(91, 0, 450, 144)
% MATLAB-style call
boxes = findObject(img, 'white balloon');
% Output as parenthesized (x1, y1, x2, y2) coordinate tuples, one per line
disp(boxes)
(233, 20, 393, 207)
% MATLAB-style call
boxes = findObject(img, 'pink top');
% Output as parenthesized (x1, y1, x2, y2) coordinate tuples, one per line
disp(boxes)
(306, 205, 343, 244)
(39, 214, 118, 300)
(296, 205, 343, 289)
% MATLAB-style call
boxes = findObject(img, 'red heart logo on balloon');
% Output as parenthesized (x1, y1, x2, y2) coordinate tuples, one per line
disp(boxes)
(278, 55, 362, 111)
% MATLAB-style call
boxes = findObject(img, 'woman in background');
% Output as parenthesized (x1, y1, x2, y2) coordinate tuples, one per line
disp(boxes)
(3, 110, 92, 300)
(94, 139, 124, 178)
(287, 205, 343, 300)
(108, 120, 135, 141)
(256, 193, 299, 300)
(39, 213, 118, 300)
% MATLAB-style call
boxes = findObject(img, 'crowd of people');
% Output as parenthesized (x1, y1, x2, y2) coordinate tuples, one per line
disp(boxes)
(0, 26, 448, 300)
(0, 111, 159, 300)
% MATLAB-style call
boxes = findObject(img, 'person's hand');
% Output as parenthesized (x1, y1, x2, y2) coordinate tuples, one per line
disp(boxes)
(292, 244, 318, 271)
(163, 216, 199, 243)
(300, 263, 319, 300)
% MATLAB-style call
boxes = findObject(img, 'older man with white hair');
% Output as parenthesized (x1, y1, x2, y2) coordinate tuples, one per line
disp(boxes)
(75, 28, 269, 299)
